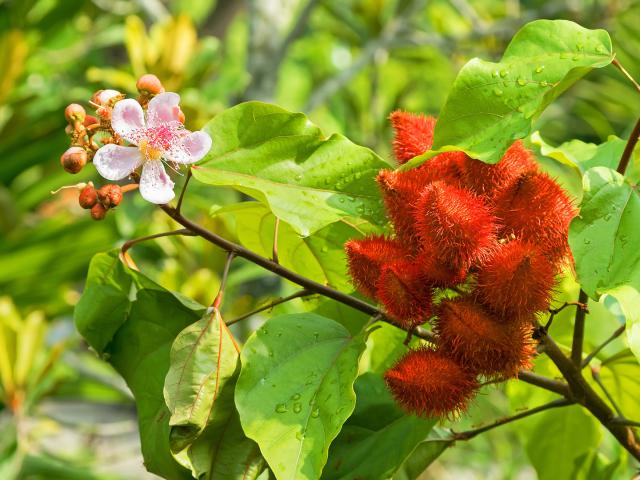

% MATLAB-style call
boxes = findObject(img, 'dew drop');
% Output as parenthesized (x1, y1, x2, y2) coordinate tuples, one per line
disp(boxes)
(311, 407, 320, 418)
(516, 105, 525, 113)
(539, 80, 549, 87)
(492, 70, 499, 78)
(595, 45, 606, 54)
(338, 197, 345, 203)
(583, 238, 591, 245)
(295, 430, 305, 440)
(313, 332, 320, 341)
(604, 213, 613, 221)
(293, 402, 302, 414)
(535, 65, 545, 73)
(321, 246, 329, 253)
(572, 54, 580, 61)
(275, 403, 287, 413)
(347, 196, 356, 202)
(493, 88, 503, 96)
(499, 69, 508, 77)
(517, 78, 526, 86)
(292, 393, 301, 400)
(295, 174, 302, 181)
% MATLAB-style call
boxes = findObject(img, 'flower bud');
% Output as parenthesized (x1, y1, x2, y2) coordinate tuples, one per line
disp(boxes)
(64, 103, 86, 123)
(90, 203, 107, 220)
(136, 74, 164, 95)
(177, 108, 186, 124)
(97, 184, 123, 208)
(384, 347, 479, 418)
(91, 89, 121, 107)
(60, 146, 87, 174)
(78, 185, 98, 209)
(83, 115, 98, 127)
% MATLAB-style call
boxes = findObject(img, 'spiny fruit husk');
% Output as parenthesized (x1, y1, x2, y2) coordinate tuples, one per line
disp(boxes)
(389, 111, 436, 163)
(376, 261, 434, 329)
(414, 181, 497, 271)
(476, 239, 555, 316)
(494, 171, 577, 262)
(435, 297, 536, 378)
(345, 235, 408, 298)
(415, 249, 467, 287)
(384, 347, 479, 418)
(462, 141, 538, 200)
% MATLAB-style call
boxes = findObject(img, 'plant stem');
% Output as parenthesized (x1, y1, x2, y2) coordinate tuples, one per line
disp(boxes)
(571, 290, 589, 366)
(612, 58, 640, 96)
(226, 289, 314, 326)
(591, 366, 624, 417)
(516, 371, 570, 397)
(176, 169, 192, 214)
(272, 218, 280, 264)
(582, 325, 626, 368)
(611, 417, 640, 428)
(452, 399, 573, 441)
(120, 228, 195, 256)
(212, 251, 235, 309)
(617, 116, 640, 176)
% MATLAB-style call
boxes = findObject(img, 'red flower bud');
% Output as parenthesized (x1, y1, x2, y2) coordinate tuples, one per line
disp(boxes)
(60, 147, 87, 174)
(376, 261, 434, 329)
(83, 115, 98, 127)
(476, 240, 555, 316)
(136, 74, 165, 95)
(64, 103, 86, 123)
(384, 347, 479, 417)
(78, 185, 98, 209)
(345, 235, 407, 298)
(435, 297, 536, 377)
(97, 184, 123, 208)
(462, 141, 538, 200)
(389, 111, 436, 164)
(414, 181, 496, 270)
(90, 203, 107, 220)
(493, 171, 577, 261)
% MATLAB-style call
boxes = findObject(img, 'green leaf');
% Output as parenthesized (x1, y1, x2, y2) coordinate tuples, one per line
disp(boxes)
(525, 405, 602, 480)
(404, 20, 613, 167)
(74, 250, 205, 480)
(235, 313, 367, 480)
(599, 349, 640, 419)
(194, 102, 389, 236)
(323, 373, 440, 480)
(164, 308, 265, 479)
(568, 167, 640, 361)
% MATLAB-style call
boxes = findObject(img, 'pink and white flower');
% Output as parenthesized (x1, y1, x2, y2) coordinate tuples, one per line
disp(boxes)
(93, 92, 211, 204)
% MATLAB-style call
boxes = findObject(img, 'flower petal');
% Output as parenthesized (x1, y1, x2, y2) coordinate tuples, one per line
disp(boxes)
(93, 144, 142, 180)
(139, 160, 175, 204)
(147, 92, 181, 127)
(165, 130, 213, 164)
(111, 99, 145, 144)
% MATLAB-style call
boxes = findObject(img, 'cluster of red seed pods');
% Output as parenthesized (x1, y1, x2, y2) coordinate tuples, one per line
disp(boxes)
(345, 111, 577, 417)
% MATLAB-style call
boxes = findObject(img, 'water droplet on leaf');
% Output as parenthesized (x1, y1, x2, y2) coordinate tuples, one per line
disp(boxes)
(293, 402, 302, 413)
(275, 403, 287, 413)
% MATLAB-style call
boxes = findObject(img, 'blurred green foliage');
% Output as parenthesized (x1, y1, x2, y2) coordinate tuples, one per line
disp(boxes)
(1, 0, 639, 478)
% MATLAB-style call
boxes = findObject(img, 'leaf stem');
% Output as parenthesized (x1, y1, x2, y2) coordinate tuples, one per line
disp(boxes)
(272, 218, 280, 264)
(226, 289, 314, 326)
(581, 324, 626, 368)
(212, 251, 236, 309)
(175, 168, 192, 214)
(120, 228, 195, 257)
(617, 116, 640, 176)
(452, 399, 573, 441)
(571, 290, 590, 366)
(590, 366, 624, 417)
(612, 58, 640, 96)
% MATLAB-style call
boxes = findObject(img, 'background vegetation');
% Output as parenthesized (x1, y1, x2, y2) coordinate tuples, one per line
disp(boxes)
(1, 0, 639, 478)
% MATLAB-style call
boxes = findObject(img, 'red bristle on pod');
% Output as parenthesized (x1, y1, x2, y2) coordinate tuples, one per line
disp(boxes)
(376, 260, 434, 330)
(462, 141, 539, 201)
(435, 297, 537, 378)
(384, 347, 479, 418)
(389, 111, 436, 164)
(476, 239, 556, 316)
(415, 249, 468, 287)
(345, 235, 408, 299)
(414, 181, 497, 271)
(493, 171, 577, 262)
(416, 151, 468, 189)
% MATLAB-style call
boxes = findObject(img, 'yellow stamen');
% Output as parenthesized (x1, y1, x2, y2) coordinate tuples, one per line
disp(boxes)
(139, 139, 162, 160)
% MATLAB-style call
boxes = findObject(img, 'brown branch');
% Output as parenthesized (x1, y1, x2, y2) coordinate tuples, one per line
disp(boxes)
(452, 399, 573, 441)
(226, 289, 314, 326)
(571, 290, 590, 366)
(120, 229, 195, 256)
(617, 116, 640, 176)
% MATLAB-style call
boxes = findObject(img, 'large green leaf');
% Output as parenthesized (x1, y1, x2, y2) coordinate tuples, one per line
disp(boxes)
(568, 167, 640, 361)
(404, 20, 613, 167)
(323, 373, 440, 480)
(525, 405, 602, 480)
(599, 349, 640, 419)
(74, 251, 205, 480)
(194, 102, 389, 236)
(164, 308, 266, 480)
(235, 313, 367, 480)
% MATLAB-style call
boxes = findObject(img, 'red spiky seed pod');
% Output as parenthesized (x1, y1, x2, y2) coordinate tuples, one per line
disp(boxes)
(97, 184, 123, 208)
(493, 171, 577, 262)
(415, 249, 467, 287)
(389, 111, 436, 164)
(384, 347, 479, 417)
(136, 74, 165, 95)
(90, 203, 107, 220)
(414, 181, 497, 270)
(435, 297, 536, 377)
(416, 151, 468, 188)
(476, 239, 555, 316)
(345, 235, 408, 298)
(78, 185, 98, 209)
(64, 103, 86, 123)
(376, 261, 434, 329)
(60, 146, 87, 174)
(462, 141, 538, 201)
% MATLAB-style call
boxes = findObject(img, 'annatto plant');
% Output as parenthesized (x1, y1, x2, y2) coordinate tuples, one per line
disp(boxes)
(59, 19, 640, 480)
